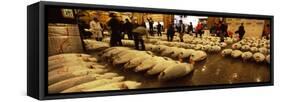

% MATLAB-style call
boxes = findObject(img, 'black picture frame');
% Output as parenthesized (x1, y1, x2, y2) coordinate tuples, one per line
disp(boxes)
(27, 1, 274, 100)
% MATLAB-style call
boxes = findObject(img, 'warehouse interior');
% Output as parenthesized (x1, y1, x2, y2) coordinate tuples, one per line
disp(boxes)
(47, 8, 271, 94)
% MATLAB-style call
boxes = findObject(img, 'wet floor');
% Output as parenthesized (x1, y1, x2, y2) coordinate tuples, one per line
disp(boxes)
(86, 46, 270, 89)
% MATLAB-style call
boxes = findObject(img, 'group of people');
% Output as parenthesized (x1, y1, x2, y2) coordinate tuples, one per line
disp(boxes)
(84, 15, 135, 43)
(82, 13, 271, 51)
(210, 21, 246, 41)
(209, 21, 229, 42)
(166, 20, 204, 42)
(147, 18, 164, 36)
(166, 20, 248, 43)
(84, 13, 148, 50)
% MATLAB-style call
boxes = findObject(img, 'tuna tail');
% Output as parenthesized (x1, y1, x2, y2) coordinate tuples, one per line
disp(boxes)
(123, 62, 130, 69)
(158, 72, 165, 80)
(189, 58, 195, 65)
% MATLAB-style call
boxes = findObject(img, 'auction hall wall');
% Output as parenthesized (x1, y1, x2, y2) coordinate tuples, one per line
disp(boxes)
(226, 18, 266, 38)
(208, 17, 268, 38)
(47, 8, 84, 56)
(81, 10, 173, 29)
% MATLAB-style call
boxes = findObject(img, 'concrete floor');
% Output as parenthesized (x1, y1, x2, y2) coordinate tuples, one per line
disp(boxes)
(86, 45, 270, 89)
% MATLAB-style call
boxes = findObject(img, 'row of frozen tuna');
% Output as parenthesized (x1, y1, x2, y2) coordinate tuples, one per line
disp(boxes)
(100, 38, 208, 62)
(145, 36, 231, 53)
(99, 47, 195, 81)
(145, 44, 207, 62)
(147, 34, 237, 45)
(221, 49, 270, 63)
(151, 41, 224, 53)
(102, 36, 224, 53)
(231, 38, 270, 55)
(48, 53, 141, 94)
(102, 38, 135, 47)
(241, 37, 270, 48)
(181, 35, 237, 45)
(84, 39, 110, 50)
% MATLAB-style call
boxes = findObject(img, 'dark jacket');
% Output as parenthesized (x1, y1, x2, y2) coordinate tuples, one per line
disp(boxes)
(148, 19, 154, 29)
(236, 25, 245, 35)
(107, 18, 122, 37)
(178, 24, 185, 33)
(157, 24, 162, 31)
(167, 27, 175, 36)
(221, 24, 228, 33)
(124, 22, 133, 32)
(188, 24, 193, 31)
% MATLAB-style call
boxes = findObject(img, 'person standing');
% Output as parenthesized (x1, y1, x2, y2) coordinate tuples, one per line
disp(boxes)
(178, 20, 185, 42)
(78, 19, 91, 39)
(210, 23, 217, 35)
(132, 23, 148, 50)
(221, 21, 228, 37)
(216, 21, 224, 42)
(167, 24, 175, 42)
(123, 19, 133, 40)
(262, 24, 270, 39)
(156, 22, 162, 36)
(187, 22, 193, 34)
(85, 17, 103, 41)
(107, 13, 123, 46)
(120, 20, 125, 39)
(216, 22, 221, 37)
(147, 17, 154, 36)
(195, 21, 203, 37)
(132, 19, 139, 30)
(99, 23, 105, 38)
(235, 23, 245, 40)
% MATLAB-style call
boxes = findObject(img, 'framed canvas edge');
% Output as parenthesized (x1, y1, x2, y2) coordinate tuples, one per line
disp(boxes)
(33, 1, 274, 100)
